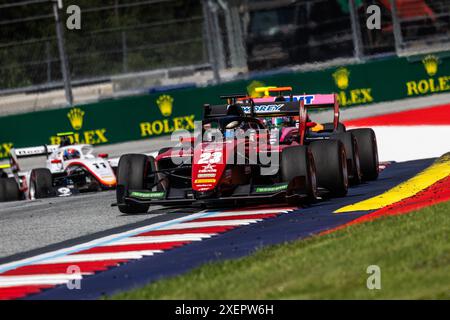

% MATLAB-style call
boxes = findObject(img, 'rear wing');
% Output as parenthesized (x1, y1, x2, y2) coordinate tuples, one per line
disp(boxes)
(241, 101, 303, 117)
(9, 145, 59, 173)
(203, 100, 304, 119)
(254, 93, 336, 106)
(291, 94, 336, 107)
(294, 94, 340, 131)
(253, 93, 340, 130)
(11, 145, 59, 159)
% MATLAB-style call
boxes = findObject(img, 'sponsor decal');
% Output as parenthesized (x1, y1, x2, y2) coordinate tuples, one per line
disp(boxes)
(242, 104, 284, 114)
(423, 54, 439, 76)
(156, 94, 174, 117)
(333, 67, 350, 90)
(199, 163, 217, 173)
(100, 175, 114, 180)
(140, 94, 195, 137)
(0, 142, 13, 158)
(197, 173, 216, 178)
(194, 179, 216, 184)
(130, 191, 166, 199)
(406, 55, 450, 96)
(57, 187, 72, 197)
(332, 67, 373, 106)
(67, 108, 85, 130)
(255, 183, 288, 193)
(290, 95, 315, 105)
(49, 108, 109, 146)
(140, 116, 195, 137)
(50, 129, 108, 145)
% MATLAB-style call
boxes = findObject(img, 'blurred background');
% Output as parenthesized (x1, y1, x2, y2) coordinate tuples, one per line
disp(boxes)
(0, 0, 449, 112)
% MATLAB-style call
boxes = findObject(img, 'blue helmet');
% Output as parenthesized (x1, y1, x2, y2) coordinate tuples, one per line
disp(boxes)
(63, 148, 80, 160)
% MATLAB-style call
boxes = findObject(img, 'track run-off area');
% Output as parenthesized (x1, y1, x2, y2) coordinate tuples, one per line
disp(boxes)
(0, 97, 449, 299)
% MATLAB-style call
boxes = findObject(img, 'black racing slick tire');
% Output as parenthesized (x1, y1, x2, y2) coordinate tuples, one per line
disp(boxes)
(0, 178, 20, 202)
(30, 168, 54, 199)
(116, 154, 153, 214)
(331, 132, 362, 185)
(322, 122, 346, 133)
(280, 145, 318, 204)
(310, 140, 348, 197)
(348, 128, 379, 181)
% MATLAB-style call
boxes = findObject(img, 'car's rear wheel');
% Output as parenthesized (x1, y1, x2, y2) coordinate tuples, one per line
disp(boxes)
(0, 178, 21, 202)
(310, 140, 348, 197)
(116, 154, 154, 214)
(331, 132, 362, 185)
(348, 128, 379, 180)
(30, 168, 54, 199)
(280, 145, 318, 204)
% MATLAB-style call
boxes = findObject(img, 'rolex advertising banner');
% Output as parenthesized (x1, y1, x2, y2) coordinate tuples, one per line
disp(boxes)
(1, 53, 449, 158)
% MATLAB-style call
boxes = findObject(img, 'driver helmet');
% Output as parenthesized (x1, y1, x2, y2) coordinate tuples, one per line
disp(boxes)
(63, 148, 80, 160)
(224, 120, 241, 139)
(225, 120, 241, 130)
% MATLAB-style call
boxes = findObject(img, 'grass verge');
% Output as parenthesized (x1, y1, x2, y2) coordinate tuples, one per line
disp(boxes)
(109, 201, 450, 299)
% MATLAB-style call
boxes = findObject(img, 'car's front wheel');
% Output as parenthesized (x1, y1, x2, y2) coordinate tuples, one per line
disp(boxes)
(310, 140, 348, 197)
(280, 145, 318, 204)
(116, 154, 154, 214)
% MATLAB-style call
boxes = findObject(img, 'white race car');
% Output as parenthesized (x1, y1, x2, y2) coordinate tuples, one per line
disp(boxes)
(0, 138, 117, 202)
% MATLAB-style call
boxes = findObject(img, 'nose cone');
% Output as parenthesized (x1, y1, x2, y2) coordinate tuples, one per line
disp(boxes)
(192, 143, 226, 192)
(101, 175, 117, 187)
(93, 159, 117, 187)
(192, 162, 222, 192)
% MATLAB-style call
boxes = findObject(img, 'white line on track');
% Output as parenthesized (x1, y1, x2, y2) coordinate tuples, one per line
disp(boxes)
(199, 211, 282, 218)
(219, 208, 293, 215)
(40, 251, 162, 264)
(105, 234, 213, 246)
(0, 274, 84, 288)
(160, 219, 262, 230)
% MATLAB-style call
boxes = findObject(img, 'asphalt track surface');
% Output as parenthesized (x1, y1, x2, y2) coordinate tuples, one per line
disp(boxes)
(0, 194, 200, 259)
(9, 157, 433, 299)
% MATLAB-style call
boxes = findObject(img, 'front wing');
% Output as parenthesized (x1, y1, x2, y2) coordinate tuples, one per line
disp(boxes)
(116, 181, 315, 207)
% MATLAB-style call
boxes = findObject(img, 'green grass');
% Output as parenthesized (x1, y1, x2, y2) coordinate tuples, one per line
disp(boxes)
(109, 201, 450, 299)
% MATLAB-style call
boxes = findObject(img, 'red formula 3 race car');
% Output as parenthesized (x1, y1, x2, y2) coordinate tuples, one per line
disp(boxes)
(115, 93, 378, 214)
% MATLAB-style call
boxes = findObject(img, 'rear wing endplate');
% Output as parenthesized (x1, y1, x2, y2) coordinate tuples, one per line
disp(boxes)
(293, 94, 339, 130)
